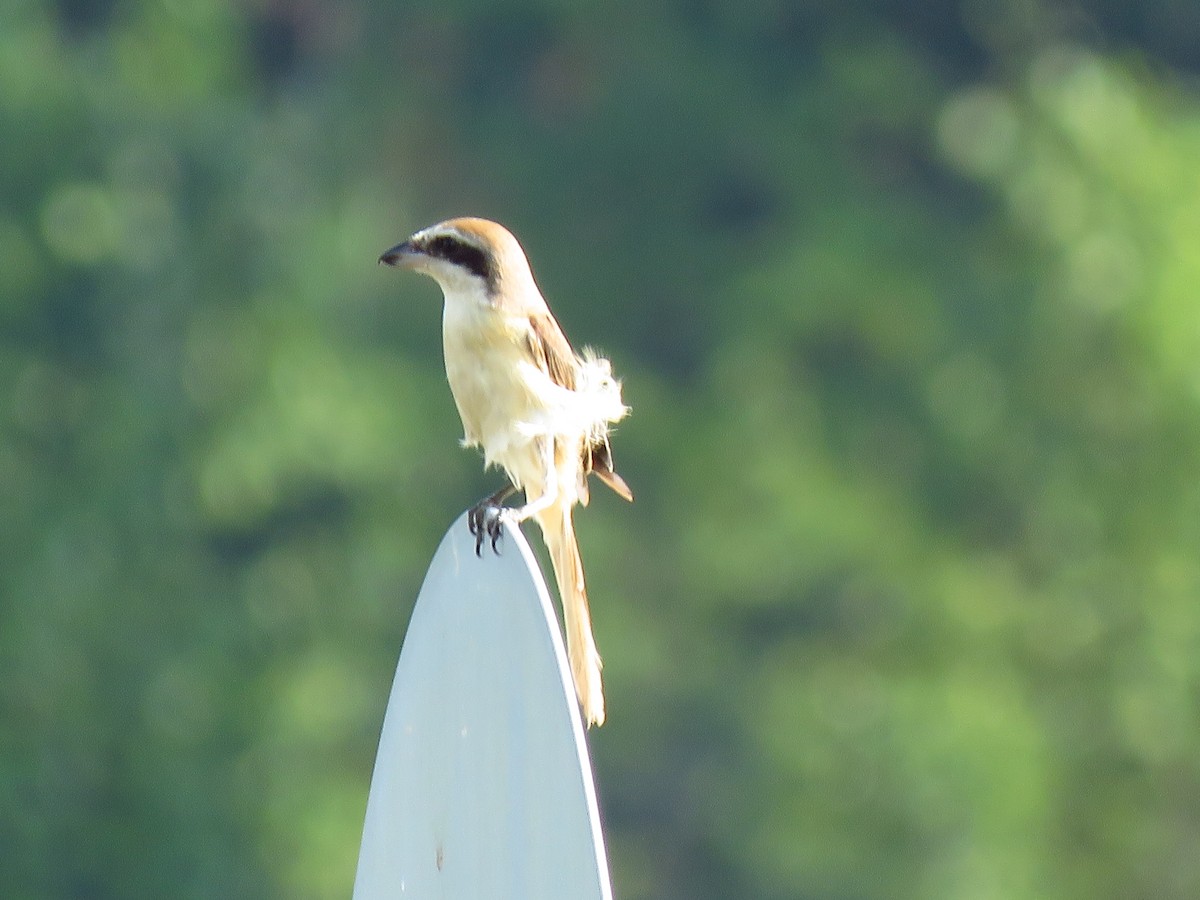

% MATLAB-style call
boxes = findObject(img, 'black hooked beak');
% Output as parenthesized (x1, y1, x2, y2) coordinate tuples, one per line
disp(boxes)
(378, 240, 421, 267)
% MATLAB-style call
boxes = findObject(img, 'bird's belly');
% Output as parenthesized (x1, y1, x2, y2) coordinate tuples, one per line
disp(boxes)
(443, 323, 545, 478)
(446, 354, 531, 442)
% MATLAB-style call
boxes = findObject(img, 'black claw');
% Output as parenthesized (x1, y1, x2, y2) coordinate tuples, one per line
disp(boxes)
(488, 513, 504, 553)
(467, 484, 516, 557)
(467, 503, 506, 556)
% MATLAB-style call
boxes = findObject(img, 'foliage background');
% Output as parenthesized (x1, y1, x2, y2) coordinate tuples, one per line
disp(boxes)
(5, 0, 1200, 897)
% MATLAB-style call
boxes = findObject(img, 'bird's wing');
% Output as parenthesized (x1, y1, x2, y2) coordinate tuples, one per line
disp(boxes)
(588, 438, 634, 502)
(525, 312, 577, 391)
(526, 313, 633, 503)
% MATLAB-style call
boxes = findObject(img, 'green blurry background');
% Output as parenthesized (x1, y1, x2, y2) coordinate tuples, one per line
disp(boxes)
(6, 0, 1200, 897)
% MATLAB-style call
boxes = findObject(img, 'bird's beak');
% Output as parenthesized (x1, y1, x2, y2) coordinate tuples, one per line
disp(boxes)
(378, 240, 422, 268)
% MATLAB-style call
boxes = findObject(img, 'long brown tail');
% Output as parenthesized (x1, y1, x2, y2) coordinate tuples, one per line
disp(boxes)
(537, 505, 605, 727)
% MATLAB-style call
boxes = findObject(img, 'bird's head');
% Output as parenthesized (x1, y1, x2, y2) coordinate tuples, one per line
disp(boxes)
(379, 217, 538, 305)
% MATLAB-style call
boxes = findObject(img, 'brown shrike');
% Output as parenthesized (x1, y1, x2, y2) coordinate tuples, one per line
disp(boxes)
(380, 217, 632, 727)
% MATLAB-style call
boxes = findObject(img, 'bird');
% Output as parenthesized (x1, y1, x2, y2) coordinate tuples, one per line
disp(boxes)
(379, 217, 632, 727)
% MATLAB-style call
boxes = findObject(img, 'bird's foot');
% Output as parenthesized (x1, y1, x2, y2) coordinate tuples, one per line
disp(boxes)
(467, 503, 509, 556)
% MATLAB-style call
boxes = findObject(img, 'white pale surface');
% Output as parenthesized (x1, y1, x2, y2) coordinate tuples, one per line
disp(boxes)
(353, 512, 612, 900)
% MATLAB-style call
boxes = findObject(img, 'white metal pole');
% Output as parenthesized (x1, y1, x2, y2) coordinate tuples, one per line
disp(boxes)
(353, 512, 613, 899)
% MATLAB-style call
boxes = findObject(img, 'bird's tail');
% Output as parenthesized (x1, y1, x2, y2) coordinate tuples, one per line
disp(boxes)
(538, 505, 605, 727)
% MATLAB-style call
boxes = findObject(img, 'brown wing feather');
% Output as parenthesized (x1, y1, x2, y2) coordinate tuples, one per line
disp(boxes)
(526, 313, 633, 503)
(588, 438, 634, 502)
(526, 313, 577, 390)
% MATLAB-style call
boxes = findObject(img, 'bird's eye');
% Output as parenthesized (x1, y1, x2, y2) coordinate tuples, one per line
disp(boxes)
(427, 236, 457, 256)
(423, 234, 493, 283)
